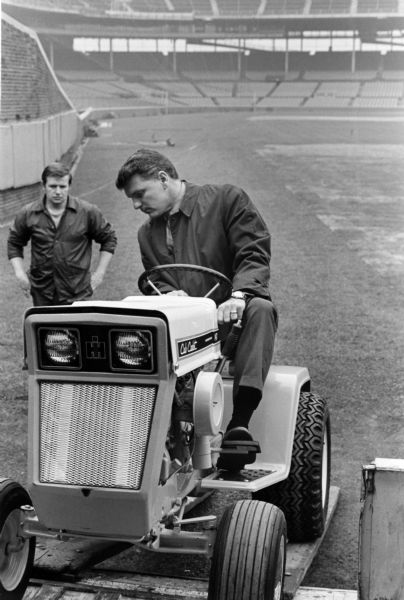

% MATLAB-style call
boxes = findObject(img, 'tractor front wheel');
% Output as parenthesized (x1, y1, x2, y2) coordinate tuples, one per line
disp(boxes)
(208, 499, 286, 600)
(0, 480, 36, 600)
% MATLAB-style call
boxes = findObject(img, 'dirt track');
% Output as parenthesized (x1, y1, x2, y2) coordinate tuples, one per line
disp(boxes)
(1, 110, 404, 591)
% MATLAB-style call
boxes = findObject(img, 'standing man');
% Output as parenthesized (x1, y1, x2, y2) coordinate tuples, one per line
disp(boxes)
(115, 148, 278, 471)
(8, 162, 117, 306)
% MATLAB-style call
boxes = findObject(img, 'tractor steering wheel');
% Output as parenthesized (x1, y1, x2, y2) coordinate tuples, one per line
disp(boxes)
(137, 264, 233, 306)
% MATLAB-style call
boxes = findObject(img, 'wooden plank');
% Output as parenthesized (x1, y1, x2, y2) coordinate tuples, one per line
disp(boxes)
(24, 583, 100, 600)
(93, 592, 122, 600)
(25, 583, 359, 600)
(77, 572, 208, 599)
(25, 583, 116, 600)
(295, 588, 357, 600)
(26, 574, 209, 600)
(23, 586, 43, 599)
(33, 540, 131, 578)
(62, 592, 96, 600)
(32, 584, 65, 599)
(284, 486, 340, 600)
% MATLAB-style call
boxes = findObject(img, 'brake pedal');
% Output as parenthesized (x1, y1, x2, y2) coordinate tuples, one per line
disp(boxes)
(217, 439, 261, 471)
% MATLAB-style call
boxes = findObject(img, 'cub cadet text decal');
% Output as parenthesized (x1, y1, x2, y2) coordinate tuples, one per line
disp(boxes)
(177, 330, 219, 359)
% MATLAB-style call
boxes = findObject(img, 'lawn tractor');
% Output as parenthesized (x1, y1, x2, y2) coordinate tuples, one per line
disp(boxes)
(0, 264, 331, 600)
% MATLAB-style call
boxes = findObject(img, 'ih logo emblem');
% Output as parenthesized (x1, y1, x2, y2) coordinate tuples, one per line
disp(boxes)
(86, 336, 106, 359)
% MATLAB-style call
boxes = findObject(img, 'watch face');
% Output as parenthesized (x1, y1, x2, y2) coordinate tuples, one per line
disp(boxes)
(232, 291, 245, 300)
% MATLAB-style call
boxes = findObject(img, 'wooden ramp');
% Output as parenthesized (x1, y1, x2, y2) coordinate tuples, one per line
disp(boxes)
(24, 581, 357, 600)
(284, 486, 339, 599)
(25, 487, 345, 599)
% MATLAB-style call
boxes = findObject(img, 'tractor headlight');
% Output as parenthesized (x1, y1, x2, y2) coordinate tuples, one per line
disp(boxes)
(110, 329, 153, 372)
(39, 328, 81, 369)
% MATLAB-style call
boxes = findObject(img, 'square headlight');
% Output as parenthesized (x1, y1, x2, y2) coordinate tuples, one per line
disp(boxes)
(110, 329, 153, 372)
(38, 328, 81, 369)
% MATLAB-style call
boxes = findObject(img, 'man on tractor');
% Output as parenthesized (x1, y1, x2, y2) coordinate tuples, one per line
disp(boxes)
(115, 148, 278, 471)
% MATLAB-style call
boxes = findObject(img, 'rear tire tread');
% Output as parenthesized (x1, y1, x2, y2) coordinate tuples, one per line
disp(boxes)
(253, 391, 331, 542)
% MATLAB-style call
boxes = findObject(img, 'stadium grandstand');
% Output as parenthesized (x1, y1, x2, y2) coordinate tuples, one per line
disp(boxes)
(1, 0, 404, 114)
(1, 0, 403, 219)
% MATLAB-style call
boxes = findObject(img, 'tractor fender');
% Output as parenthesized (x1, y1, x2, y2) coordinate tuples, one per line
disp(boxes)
(222, 365, 310, 473)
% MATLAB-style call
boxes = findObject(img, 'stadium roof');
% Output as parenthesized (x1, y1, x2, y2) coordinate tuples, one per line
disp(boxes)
(2, 0, 404, 36)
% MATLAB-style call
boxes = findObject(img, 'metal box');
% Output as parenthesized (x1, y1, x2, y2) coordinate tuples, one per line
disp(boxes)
(359, 458, 404, 600)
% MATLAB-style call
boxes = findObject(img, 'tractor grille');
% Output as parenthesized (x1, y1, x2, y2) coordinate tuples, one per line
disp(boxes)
(39, 382, 157, 489)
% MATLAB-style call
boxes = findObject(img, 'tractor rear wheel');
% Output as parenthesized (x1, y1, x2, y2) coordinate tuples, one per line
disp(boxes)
(253, 392, 331, 542)
(0, 480, 36, 600)
(208, 499, 286, 600)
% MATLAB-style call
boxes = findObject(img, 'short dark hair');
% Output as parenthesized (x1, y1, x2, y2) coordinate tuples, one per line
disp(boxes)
(115, 148, 179, 190)
(41, 162, 72, 185)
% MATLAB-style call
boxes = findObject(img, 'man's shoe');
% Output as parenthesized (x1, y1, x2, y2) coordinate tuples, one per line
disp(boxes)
(216, 426, 260, 472)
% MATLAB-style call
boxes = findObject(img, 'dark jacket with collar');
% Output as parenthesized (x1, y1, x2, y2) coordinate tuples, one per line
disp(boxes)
(138, 181, 271, 300)
(7, 195, 117, 303)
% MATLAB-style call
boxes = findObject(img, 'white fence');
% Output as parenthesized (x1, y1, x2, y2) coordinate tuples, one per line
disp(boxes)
(0, 110, 82, 190)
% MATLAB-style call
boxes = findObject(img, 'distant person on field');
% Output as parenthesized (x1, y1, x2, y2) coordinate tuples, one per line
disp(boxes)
(115, 148, 278, 471)
(7, 162, 117, 306)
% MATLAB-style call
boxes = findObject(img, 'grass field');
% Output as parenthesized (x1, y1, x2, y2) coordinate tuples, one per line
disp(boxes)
(1, 109, 403, 590)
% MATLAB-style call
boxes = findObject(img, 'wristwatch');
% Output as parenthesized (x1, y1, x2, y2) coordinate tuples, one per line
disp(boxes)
(231, 290, 249, 301)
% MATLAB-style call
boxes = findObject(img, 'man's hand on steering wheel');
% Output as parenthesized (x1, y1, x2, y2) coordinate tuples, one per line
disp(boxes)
(138, 264, 232, 305)
(164, 289, 245, 323)
(165, 289, 189, 296)
(217, 297, 246, 324)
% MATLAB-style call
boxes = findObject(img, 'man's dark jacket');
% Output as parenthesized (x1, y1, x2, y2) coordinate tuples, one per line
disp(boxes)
(138, 182, 271, 300)
(7, 196, 117, 303)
